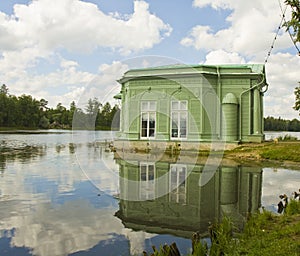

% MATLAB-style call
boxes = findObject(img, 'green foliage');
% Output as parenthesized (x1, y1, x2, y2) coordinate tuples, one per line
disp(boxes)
(284, 0, 300, 43)
(144, 243, 181, 256)
(243, 210, 275, 237)
(259, 143, 300, 161)
(294, 86, 300, 115)
(153, 245, 171, 256)
(39, 116, 50, 129)
(236, 206, 300, 256)
(208, 217, 237, 256)
(0, 85, 120, 130)
(96, 102, 120, 130)
(0, 91, 41, 128)
(191, 242, 208, 256)
(0, 84, 8, 95)
(264, 116, 300, 131)
(285, 199, 300, 215)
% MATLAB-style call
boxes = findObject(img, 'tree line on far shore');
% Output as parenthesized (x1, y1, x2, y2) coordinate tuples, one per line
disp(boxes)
(0, 84, 120, 130)
(264, 116, 300, 132)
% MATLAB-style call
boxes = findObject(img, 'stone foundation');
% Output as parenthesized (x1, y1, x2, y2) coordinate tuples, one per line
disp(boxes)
(113, 139, 239, 153)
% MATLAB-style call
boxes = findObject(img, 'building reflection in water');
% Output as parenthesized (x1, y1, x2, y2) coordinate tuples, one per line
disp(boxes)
(115, 156, 262, 239)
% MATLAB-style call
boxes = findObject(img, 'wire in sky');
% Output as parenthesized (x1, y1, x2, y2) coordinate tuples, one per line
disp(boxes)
(264, 1, 288, 64)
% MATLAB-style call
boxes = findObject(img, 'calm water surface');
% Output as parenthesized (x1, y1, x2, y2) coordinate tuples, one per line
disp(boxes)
(0, 130, 299, 256)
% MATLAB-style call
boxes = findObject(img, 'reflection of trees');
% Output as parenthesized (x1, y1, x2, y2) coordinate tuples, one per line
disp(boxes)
(0, 142, 46, 169)
(0, 155, 6, 173)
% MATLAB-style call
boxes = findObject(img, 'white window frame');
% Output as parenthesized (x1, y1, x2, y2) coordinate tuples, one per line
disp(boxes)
(169, 164, 187, 204)
(170, 100, 188, 140)
(140, 162, 155, 200)
(140, 101, 156, 139)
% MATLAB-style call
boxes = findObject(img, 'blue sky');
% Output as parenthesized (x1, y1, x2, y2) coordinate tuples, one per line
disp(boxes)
(0, 0, 299, 119)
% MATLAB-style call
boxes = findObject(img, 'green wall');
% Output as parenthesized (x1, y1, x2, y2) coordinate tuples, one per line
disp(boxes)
(117, 64, 266, 143)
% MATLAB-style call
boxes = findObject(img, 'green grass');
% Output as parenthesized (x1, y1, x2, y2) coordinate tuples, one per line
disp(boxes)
(259, 143, 300, 162)
(235, 205, 300, 256)
(225, 141, 300, 163)
(285, 199, 300, 215)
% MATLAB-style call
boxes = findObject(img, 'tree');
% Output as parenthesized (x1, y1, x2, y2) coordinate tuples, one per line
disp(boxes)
(288, 118, 300, 131)
(0, 87, 120, 130)
(284, 0, 300, 43)
(110, 104, 120, 130)
(0, 85, 8, 125)
(98, 102, 112, 128)
(0, 84, 8, 95)
(294, 86, 300, 115)
(17, 95, 41, 127)
(68, 101, 76, 125)
(283, 1, 299, 119)
(39, 115, 50, 129)
(264, 116, 300, 131)
(39, 99, 49, 110)
(70, 101, 76, 112)
(85, 98, 101, 129)
(47, 103, 69, 127)
(85, 98, 101, 116)
(56, 103, 66, 112)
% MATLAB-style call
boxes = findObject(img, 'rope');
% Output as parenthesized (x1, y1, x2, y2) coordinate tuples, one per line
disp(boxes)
(264, 2, 287, 63)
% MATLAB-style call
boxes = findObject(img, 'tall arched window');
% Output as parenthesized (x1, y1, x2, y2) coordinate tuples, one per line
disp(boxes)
(171, 100, 187, 139)
(141, 101, 156, 139)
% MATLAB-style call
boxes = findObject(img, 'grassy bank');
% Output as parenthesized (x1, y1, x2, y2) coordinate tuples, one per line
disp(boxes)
(215, 200, 300, 256)
(259, 142, 300, 162)
(233, 208, 300, 255)
(145, 200, 300, 256)
(225, 141, 300, 163)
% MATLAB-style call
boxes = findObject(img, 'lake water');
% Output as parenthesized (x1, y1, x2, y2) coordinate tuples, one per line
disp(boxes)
(264, 131, 300, 140)
(0, 130, 299, 256)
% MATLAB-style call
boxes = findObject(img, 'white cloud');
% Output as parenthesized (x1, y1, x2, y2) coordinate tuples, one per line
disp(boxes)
(60, 59, 79, 69)
(0, 0, 172, 55)
(0, 200, 123, 256)
(46, 86, 86, 108)
(193, 0, 233, 10)
(0, 199, 154, 256)
(184, 0, 292, 59)
(0, 55, 96, 107)
(0, 47, 50, 74)
(75, 61, 129, 109)
(18, 66, 92, 90)
(264, 53, 300, 119)
(203, 50, 246, 64)
(0, 0, 171, 109)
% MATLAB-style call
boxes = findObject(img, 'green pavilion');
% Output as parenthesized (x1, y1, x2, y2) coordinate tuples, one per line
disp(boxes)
(114, 64, 268, 151)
